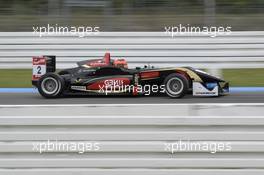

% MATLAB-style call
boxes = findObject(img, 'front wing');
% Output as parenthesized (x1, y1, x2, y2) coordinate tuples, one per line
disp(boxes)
(193, 82, 229, 96)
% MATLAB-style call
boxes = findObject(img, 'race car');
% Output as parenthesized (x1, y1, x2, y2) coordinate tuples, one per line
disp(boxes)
(32, 53, 229, 98)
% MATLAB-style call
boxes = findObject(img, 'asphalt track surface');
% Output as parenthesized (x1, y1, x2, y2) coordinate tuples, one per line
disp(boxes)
(0, 92, 264, 105)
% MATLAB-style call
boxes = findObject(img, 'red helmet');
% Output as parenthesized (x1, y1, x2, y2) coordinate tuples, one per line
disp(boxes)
(113, 59, 128, 68)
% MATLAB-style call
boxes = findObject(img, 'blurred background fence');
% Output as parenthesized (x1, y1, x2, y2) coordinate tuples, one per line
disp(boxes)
(0, 0, 264, 31)
(0, 31, 264, 77)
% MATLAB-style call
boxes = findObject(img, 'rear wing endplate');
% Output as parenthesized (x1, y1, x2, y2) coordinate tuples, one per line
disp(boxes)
(32, 55, 56, 81)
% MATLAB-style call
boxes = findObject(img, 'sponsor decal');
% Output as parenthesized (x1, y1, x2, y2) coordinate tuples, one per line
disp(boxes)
(140, 71, 159, 79)
(194, 92, 217, 95)
(71, 86, 87, 91)
(33, 57, 46, 65)
(134, 74, 139, 85)
(89, 62, 108, 67)
(88, 78, 130, 90)
(104, 79, 124, 87)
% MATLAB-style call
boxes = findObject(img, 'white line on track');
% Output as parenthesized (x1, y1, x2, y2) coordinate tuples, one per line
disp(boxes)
(0, 115, 263, 118)
(0, 103, 264, 108)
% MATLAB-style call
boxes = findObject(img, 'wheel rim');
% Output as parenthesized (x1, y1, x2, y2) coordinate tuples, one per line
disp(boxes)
(166, 77, 184, 95)
(41, 77, 59, 95)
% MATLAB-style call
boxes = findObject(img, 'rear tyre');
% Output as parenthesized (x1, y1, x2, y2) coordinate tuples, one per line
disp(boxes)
(38, 73, 65, 98)
(163, 73, 188, 98)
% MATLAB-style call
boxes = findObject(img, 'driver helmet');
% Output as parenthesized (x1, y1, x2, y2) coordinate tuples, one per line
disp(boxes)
(113, 59, 128, 68)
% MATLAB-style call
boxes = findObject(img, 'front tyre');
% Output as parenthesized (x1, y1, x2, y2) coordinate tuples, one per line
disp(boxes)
(38, 73, 65, 98)
(163, 73, 188, 98)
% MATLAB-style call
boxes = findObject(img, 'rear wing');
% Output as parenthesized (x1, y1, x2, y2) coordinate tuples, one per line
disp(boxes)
(32, 55, 56, 86)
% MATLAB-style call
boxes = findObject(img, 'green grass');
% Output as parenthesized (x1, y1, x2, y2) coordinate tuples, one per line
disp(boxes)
(223, 69, 264, 87)
(0, 69, 263, 88)
(0, 69, 32, 88)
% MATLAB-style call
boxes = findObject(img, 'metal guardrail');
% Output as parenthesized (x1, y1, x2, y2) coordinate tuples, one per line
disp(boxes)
(0, 31, 264, 76)
(0, 104, 264, 174)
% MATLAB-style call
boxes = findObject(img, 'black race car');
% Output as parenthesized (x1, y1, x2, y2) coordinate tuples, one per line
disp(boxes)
(32, 53, 229, 98)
